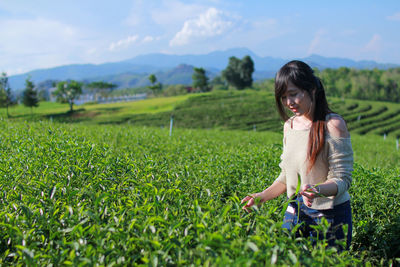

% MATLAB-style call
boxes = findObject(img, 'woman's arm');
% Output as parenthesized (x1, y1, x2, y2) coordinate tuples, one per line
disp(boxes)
(241, 181, 287, 212)
(241, 120, 289, 212)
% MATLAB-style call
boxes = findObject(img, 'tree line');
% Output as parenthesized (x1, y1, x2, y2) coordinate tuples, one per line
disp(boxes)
(1, 57, 399, 117)
(148, 55, 255, 96)
(0, 74, 118, 117)
(316, 67, 400, 102)
(0, 55, 256, 116)
(159, 58, 399, 104)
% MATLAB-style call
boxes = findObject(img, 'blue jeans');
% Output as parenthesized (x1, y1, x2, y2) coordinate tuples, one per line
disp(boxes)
(282, 196, 352, 250)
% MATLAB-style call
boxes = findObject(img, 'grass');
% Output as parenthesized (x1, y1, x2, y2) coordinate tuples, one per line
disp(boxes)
(0, 94, 190, 123)
(351, 134, 400, 168)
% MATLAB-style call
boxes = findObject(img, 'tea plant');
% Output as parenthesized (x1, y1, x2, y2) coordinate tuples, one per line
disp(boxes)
(0, 120, 398, 265)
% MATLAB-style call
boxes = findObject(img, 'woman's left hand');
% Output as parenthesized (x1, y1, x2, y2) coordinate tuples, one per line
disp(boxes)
(300, 184, 317, 207)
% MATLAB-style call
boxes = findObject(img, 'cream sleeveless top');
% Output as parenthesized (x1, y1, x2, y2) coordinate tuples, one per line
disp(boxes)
(275, 115, 353, 210)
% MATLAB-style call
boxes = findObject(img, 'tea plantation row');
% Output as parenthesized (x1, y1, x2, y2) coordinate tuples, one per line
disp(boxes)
(3, 90, 400, 139)
(123, 91, 400, 138)
(0, 120, 399, 265)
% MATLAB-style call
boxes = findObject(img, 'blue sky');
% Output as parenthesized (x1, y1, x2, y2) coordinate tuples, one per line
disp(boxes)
(1, 0, 399, 75)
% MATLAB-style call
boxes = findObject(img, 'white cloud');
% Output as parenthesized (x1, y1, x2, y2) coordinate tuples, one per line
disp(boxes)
(142, 36, 154, 43)
(307, 29, 327, 55)
(124, 0, 147, 27)
(86, 47, 97, 55)
(169, 7, 235, 46)
(109, 35, 139, 51)
(0, 18, 77, 52)
(363, 34, 382, 52)
(124, 0, 204, 32)
(0, 17, 85, 74)
(151, 0, 205, 26)
(387, 12, 400, 21)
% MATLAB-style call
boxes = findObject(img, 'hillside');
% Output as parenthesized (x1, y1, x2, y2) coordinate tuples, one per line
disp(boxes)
(104, 91, 400, 139)
(3, 90, 400, 141)
(83, 64, 210, 89)
(8, 48, 398, 91)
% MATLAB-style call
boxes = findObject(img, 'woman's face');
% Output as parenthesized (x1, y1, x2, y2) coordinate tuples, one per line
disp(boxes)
(281, 81, 313, 118)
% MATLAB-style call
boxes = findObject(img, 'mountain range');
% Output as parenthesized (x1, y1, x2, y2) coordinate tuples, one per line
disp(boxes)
(9, 47, 399, 92)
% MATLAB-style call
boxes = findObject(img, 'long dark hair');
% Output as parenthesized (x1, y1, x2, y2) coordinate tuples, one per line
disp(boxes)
(275, 60, 331, 171)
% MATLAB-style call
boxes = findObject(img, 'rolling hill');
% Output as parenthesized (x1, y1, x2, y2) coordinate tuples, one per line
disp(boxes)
(8, 48, 398, 92)
(4, 90, 400, 140)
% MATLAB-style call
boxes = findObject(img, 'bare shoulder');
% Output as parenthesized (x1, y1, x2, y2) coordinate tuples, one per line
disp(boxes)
(326, 114, 350, 138)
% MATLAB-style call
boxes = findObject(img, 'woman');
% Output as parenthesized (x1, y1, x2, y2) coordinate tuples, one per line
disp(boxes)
(241, 60, 353, 248)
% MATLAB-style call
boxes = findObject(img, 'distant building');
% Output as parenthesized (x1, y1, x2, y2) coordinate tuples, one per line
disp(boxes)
(75, 93, 147, 105)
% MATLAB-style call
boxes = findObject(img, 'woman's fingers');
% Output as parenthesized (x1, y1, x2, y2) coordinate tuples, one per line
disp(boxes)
(304, 197, 313, 206)
(299, 184, 315, 207)
(244, 198, 254, 207)
(241, 197, 255, 212)
(300, 184, 316, 199)
(240, 195, 252, 204)
(300, 190, 315, 199)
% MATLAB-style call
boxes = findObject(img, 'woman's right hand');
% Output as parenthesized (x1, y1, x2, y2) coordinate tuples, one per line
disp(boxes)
(240, 181, 286, 212)
(241, 194, 258, 212)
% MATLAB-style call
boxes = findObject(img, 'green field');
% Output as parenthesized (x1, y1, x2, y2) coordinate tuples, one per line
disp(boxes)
(4, 90, 400, 169)
(0, 119, 399, 265)
(1, 91, 400, 265)
(0, 95, 190, 124)
(3, 90, 400, 138)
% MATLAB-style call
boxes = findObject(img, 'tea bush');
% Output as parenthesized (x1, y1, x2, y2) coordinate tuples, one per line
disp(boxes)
(0, 120, 399, 265)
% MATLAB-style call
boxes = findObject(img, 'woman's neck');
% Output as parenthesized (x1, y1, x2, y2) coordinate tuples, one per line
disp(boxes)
(292, 115, 313, 130)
